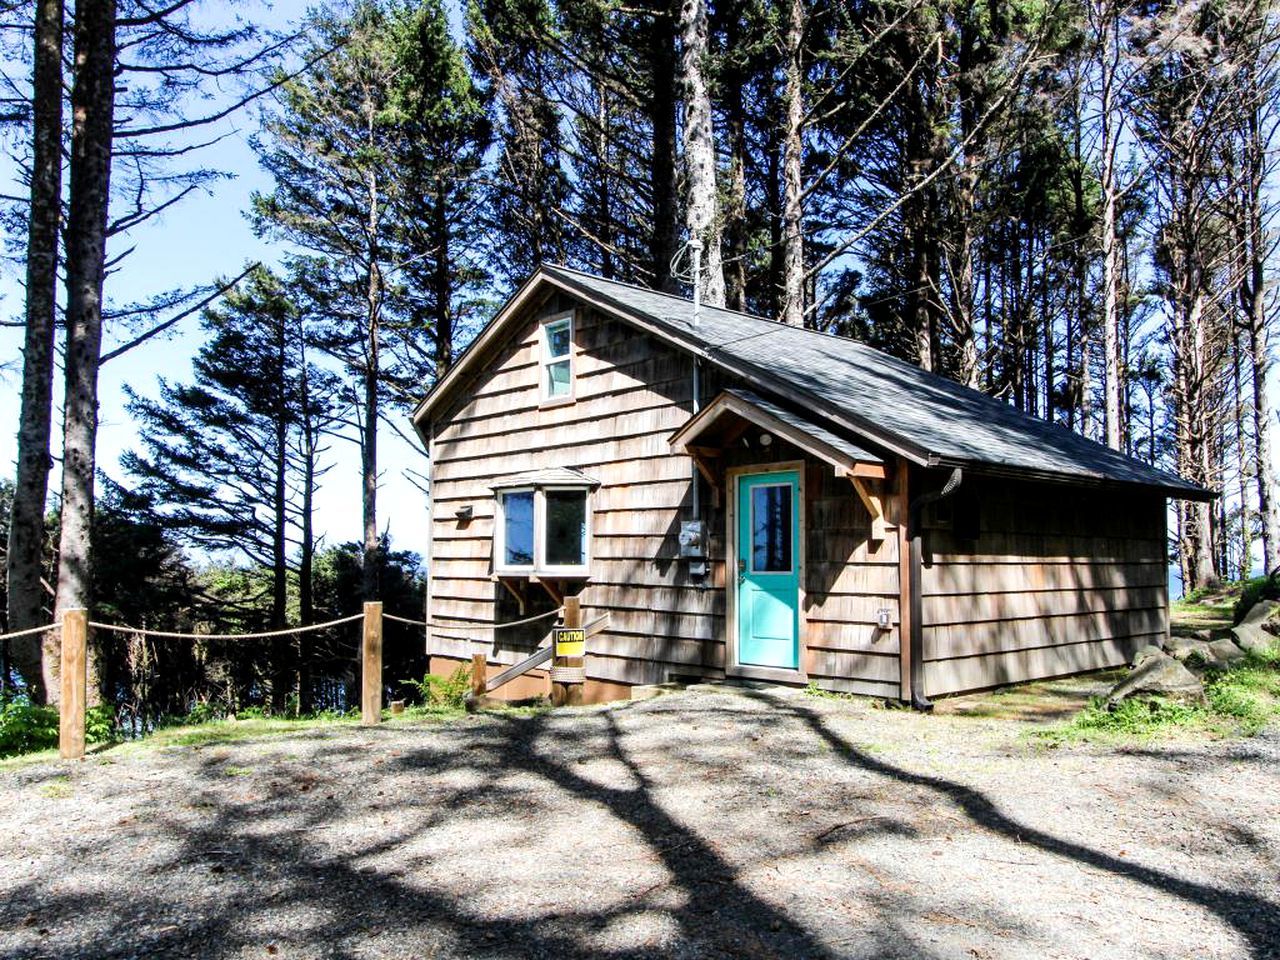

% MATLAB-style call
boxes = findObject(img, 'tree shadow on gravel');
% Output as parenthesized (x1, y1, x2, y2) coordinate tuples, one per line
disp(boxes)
(2, 699, 947, 960)
(754, 691, 1280, 960)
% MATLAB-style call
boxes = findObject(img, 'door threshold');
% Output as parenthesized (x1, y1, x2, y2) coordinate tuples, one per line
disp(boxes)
(726, 664, 806, 685)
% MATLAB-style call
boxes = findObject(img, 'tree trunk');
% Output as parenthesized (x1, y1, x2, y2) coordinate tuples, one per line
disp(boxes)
(433, 180, 454, 378)
(720, 0, 748, 312)
(1241, 104, 1278, 573)
(678, 0, 724, 305)
(1096, 0, 1124, 451)
(779, 0, 805, 327)
(6, 0, 63, 702)
(298, 363, 317, 716)
(360, 94, 382, 607)
(649, 0, 680, 294)
(270, 313, 289, 713)
(1232, 332, 1252, 579)
(50, 0, 116, 703)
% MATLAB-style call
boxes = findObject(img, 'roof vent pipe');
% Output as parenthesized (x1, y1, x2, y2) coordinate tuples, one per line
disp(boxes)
(689, 237, 703, 330)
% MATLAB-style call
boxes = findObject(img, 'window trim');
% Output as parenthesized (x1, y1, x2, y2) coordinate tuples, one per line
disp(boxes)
(537, 484, 592, 576)
(538, 311, 576, 406)
(494, 487, 536, 573)
(747, 480, 797, 575)
(493, 483, 592, 577)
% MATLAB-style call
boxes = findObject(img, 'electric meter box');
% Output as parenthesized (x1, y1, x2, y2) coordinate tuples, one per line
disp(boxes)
(678, 520, 707, 559)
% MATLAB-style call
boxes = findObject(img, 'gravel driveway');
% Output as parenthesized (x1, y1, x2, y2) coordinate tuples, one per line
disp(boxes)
(1, 683, 1277, 960)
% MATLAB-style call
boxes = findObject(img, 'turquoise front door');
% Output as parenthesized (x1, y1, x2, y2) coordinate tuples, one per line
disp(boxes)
(736, 470, 801, 670)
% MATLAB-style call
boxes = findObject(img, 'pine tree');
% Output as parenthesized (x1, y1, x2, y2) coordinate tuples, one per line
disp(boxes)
(254, 2, 414, 604)
(388, 0, 493, 378)
(123, 266, 335, 710)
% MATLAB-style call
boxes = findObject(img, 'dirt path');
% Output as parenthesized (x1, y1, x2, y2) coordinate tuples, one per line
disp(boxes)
(1, 684, 1277, 960)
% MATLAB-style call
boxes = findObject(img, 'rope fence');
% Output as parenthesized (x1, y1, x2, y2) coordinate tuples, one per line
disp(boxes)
(387, 606, 565, 633)
(19, 599, 576, 762)
(86, 613, 365, 641)
(0, 621, 62, 643)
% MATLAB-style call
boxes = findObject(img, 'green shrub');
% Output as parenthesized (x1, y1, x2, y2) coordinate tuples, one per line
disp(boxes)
(1069, 695, 1203, 738)
(402, 665, 471, 710)
(1234, 574, 1280, 624)
(185, 701, 227, 725)
(85, 704, 117, 745)
(0, 697, 59, 757)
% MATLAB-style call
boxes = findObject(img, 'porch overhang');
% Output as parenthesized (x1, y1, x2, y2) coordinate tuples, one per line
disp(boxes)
(669, 388, 886, 481)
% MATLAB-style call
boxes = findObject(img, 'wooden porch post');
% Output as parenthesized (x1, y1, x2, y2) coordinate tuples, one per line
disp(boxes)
(59, 609, 87, 759)
(361, 601, 383, 725)
(551, 596, 584, 707)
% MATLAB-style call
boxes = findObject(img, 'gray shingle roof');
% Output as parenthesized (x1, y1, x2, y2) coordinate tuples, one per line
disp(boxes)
(542, 264, 1208, 499)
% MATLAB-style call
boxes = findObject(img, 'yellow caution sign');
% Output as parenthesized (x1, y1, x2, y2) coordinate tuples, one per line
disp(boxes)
(554, 627, 586, 658)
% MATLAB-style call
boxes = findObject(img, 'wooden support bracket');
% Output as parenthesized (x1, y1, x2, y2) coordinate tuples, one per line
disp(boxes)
(491, 574, 527, 615)
(686, 446, 723, 508)
(530, 576, 564, 606)
(847, 474, 889, 543)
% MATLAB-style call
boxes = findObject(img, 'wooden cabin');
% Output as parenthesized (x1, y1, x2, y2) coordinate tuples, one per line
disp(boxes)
(410, 266, 1210, 706)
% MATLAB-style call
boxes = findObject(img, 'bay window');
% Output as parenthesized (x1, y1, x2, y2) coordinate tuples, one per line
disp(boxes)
(494, 483, 591, 576)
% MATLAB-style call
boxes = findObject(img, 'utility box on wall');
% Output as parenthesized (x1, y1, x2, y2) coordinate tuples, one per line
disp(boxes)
(679, 520, 708, 579)
(678, 521, 707, 559)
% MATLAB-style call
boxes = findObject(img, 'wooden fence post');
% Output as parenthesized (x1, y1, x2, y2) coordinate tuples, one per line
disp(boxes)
(60, 609, 87, 760)
(551, 596, 584, 707)
(362, 601, 383, 725)
(471, 653, 487, 699)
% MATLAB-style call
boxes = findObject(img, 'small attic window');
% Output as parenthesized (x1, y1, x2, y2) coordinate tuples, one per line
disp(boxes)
(540, 312, 574, 402)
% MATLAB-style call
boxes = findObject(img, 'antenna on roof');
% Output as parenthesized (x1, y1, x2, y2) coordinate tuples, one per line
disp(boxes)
(670, 237, 704, 330)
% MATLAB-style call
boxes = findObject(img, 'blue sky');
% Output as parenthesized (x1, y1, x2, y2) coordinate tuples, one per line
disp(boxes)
(0, 0, 432, 560)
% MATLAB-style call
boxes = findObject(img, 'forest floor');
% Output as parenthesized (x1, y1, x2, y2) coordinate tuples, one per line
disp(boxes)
(1, 676, 1277, 960)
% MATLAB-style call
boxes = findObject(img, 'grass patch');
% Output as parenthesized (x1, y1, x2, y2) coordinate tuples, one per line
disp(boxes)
(1040, 643, 1280, 745)
(39, 776, 73, 799)
(1170, 599, 1234, 633)
(804, 680, 860, 702)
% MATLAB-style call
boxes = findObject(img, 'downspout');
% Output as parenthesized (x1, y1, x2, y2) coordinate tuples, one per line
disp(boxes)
(692, 358, 701, 520)
(906, 466, 963, 711)
(690, 238, 703, 524)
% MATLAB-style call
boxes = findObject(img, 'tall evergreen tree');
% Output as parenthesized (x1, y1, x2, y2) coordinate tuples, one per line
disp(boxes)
(6, 0, 63, 703)
(389, 0, 493, 378)
(254, 2, 413, 604)
(123, 266, 335, 709)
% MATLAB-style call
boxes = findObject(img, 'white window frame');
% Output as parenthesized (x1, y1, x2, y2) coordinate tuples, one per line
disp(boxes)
(494, 487, 536, 574)
(747, 480, 797, 575)
(539, 311, 576, 405)
(493, 484, 592, 577)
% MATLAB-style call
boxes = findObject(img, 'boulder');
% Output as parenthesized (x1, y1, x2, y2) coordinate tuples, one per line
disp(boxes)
(1231, 598, 1279, 656)
(1232, 623, 1276, 655)
(1132, 645, 1166, 668)
(1238, 598, 1279, 628)
(1106, 650, 1204, 708)
(1165, 636, 1214, 663)
(1206, 638, 1247, 665)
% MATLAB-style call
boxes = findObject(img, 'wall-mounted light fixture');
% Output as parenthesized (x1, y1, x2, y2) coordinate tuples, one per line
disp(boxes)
(455, 505, 474, 521)
(759, 432, 773, 447)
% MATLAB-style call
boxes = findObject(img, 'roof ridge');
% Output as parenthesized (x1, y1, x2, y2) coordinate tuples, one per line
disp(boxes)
(541, 262, 938, 358)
